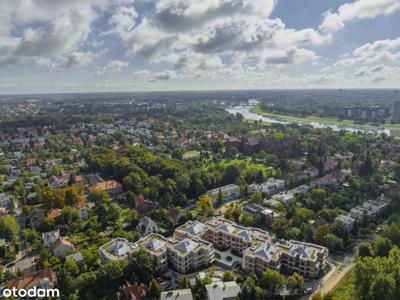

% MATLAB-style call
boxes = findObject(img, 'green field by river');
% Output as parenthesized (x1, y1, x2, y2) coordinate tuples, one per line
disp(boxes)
(251, 106, 400, 131)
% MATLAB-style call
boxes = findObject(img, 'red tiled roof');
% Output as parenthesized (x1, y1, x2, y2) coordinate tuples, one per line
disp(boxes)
(47, 208, 62, 219)
(6, 268, 57, 290)
(51, 238, 74, 251)
(122, 282, 148, 300)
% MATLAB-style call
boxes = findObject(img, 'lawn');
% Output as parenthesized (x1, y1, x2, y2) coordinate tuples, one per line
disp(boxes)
(183, 150, 201, 159)
(204, 157, 276, 178)
(327, 267, 357, 300)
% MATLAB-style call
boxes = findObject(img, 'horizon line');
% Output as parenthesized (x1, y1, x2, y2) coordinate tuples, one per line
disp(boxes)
(1, 87, 400, 97)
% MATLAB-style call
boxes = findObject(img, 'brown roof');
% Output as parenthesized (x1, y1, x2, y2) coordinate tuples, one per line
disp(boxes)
(168, 208, 182, 223)
(135, 196, 154, 213)
(51, 238, 74, 251)
(47, 208, 62, 219)
(89, 180, 122, 192)
(121, 282, 147, 300)
(73, 202, 88, 209)
(7, 268, 57, 289)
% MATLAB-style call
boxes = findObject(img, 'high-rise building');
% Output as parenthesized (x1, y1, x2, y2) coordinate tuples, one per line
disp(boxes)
(392, 101, 400, 123)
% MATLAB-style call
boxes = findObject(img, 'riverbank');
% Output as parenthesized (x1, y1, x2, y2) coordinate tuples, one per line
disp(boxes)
(251, 106, 400, 131)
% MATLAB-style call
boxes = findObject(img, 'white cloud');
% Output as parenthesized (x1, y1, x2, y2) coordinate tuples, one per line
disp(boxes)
(108, 0, 322, 70)
(109, 6, 138, 41)
(264, 47, 317, 65)
(94, 60, 129, 76)
(320, 0, 400, 33)
(1, 0, 399, 90)
(334, 38, 400, 67)
(0, 0, 125, 67)
(153, 0, 276, 32)
(133, 69, 177, 82)
(322, 37, 400, 84)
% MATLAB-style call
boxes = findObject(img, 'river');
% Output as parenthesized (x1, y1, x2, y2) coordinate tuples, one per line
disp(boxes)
(226, 106, 393, 136)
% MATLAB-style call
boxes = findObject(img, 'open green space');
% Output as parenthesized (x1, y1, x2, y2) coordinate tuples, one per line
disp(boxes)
(251, 105, 400, 131)
(327, 267, 356, 300)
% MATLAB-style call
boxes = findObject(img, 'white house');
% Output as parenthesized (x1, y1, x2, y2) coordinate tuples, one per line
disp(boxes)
(42, 229, 61, 246)
(335, 215, 356, 232)
(206, 281, 241, 300)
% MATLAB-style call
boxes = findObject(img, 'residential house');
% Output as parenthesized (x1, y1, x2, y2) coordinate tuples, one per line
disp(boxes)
(161, 289, 193, 300)
(323, 159, 338, 173)
(242, 203, 281, 227)
(29, 208, 45, 229)
(118, 282, 148, 300)
(205, 281, 241, 300)
(225, 134, 302, 157)
(74, 203, 90, 219)
(47, 208, 62, 220)
(42, 229, 61, 246)
(248, 178, 285, 196)
(134, 196, 155, 214)
(206, 184, 240, 203)
(6, 268, 57, 290)
(350, 194, 391, 222)
(335, 215, 356, 232)
(137, 217, 158, 236)
(296, 165, 319, 181)
(52, 238, 74, 257)
(65, 252, 84, 265)
(89, 180, 122, 196)
(0, 193, 13, 209)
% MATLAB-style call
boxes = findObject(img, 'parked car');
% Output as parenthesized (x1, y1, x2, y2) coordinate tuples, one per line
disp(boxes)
(304, 287, 313, 294)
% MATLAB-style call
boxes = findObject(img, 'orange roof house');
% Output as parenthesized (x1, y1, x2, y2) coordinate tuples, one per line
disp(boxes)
(52, 238, 74, 257)
(7, 268, 57, 289)
(47, 208, 62, 219)
(88, 180, 122, 196)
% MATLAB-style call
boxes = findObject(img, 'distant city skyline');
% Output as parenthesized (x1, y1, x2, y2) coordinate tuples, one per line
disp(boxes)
(0, 0, 399, 93)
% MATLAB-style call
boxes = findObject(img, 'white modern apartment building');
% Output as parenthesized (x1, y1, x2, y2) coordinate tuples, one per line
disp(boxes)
(176, 218, 328, 278)
(137, 233, 215, 274)
(248, 178, 285, 196)
(350, 194, 390, 221)
(243, 239, 328, 278)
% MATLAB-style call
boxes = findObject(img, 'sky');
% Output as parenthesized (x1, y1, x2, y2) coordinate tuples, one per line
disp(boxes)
(0, 0, 399, 94)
